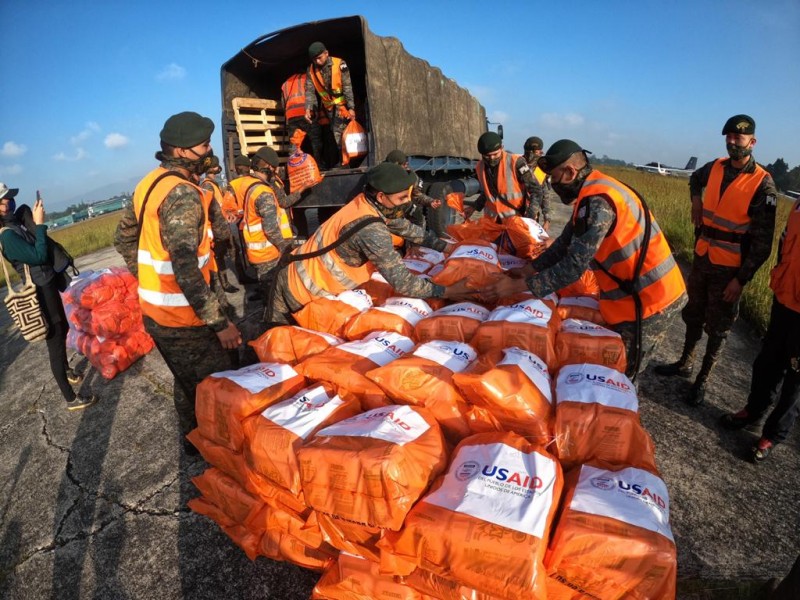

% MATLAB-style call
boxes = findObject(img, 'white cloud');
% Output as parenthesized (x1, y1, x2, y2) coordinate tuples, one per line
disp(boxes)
(104, 133, 129, 149)
(70, 122, 101, 145)
(488, 110, 509, 125)
(156, 63, 186, 82)
(540, 112, 586, 128)
(0, 164, 23, 176)
(2, 141, 27, 157)
(53, 148, 88, 162)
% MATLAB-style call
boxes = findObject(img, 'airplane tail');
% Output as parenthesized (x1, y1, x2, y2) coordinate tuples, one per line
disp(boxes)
(684, 157, 697, 171)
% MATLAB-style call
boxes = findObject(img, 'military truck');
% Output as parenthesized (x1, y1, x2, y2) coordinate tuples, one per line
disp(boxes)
(219, 15, 491, 237)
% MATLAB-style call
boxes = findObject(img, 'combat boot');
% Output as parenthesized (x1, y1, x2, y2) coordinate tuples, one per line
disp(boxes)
(654, 338, 698, 377)
(685, 335, 725, 406)
(219, 271, 240, 294)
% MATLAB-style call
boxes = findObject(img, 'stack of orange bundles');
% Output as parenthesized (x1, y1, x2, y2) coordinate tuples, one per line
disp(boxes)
(296, 331, 415, 407)
(495, 216, 549, 259)
(297, 405, 448, 532)
(294, 288, 373, 337)
(248, 325, 342, 365)
(555, 319, 627, 373)
(403, 567, 505, 600)
(415, 301, 490, 343)
(344, 297, 433, 341)
(557, 269, 600, 298)
(546, 464, 676, 600)
(367, 340, 478, 441)
(453, 347, 553, 445)
(429, 240, 503, 289)
(257, 503, 338, 571)
(556, 296, 605, 325)
(380, 432, 563, 600)
(554, 364, 657, 472)
(402, 257, 434, 275)
(446, 218, 504, 243)
(471, 298, 559, 369)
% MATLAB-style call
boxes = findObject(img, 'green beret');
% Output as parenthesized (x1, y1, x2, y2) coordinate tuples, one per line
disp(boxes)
(385, 149, 408, 165)
(722, 114, 755, 135)
(234, 155, 251, 167)
(366, 162, 416, 194)
(524, 136, 544, 151)
(477, 132, 503, 155)
(159, 111, 214, 148)
(308, 41, 327, 59)
(538, 139, 591, 173)
(253, 146, 279, 167)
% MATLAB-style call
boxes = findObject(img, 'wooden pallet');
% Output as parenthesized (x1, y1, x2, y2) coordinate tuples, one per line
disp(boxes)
(231, 97, 289, 160)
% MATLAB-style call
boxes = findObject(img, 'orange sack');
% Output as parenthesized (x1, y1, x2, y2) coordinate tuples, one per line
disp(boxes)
(311, 510, 383, 562)
(344, 297, 433, 341)
(471, 298, 560, 369)
(195, 363, 307, 452)
(341, 119, 368, 166)
(187, 496, 262, 560)
(366, 340, 478, 441)
(555, 319, 627, 373)
(287, 130, 324, 193)
(259, 506, 337, 571)
(186, 428, 249, 488)
(249, 325, 342, 365)
(404, 568, 505, 600)
(446, 217, 504, 244)
(557, 269, 600, 298)
(242, 383, 362, 496)
(452, 347, 553, 445)
(546, 464, 677, 600)
(554, 364, 657, 473)
(297, 404, 447, 531)
(430, 240, 503, 289)
(379, 432, 563, 600)
(498, 252, 528, 272)
(191, 467, 268, 533)
(294, 288, 373, 337)
(556, 295, 606, 325)
(495, 216, 549, 259)
(358, 271, 395, 307)
(415, 301, 491, 344)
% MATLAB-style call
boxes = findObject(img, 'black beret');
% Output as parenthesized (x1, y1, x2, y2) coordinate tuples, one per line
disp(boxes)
(366, 162, 416, 194)
(385, 149, 408, 165)
(308, 41, 327, 59)
(524, 136, 544, 151)
(234, 155, 251, 167)
(538, 139, 591, 173)
(722, 114, 755, 135)
(253, 146, 279, 167)
(159, 111, 214, 148)
(207, 154, 220, 169)
(477, 131, 503, 155)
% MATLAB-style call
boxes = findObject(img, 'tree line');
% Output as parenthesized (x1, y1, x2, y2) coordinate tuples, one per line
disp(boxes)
(764, 159, 800, 193)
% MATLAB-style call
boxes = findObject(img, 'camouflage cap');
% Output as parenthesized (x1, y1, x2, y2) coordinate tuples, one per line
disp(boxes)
(385, 149, 408, 165)
(524, 136, 544, 151)
(538, 139, 591, 174)
(233, 155, 251, 167)
(477, 131, 503, 155)
(159, 111, 214, 148)
(253, 146, 280, 167)
(366, 162, 416, 194)
(722, 114, 755, 135)
(308, 41, 327, 59)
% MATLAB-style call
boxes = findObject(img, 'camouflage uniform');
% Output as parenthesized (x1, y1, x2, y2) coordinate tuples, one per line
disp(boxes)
(524, 155, 552, 226)
(305, 56, 355, 167)
(199, 177, 238, 292)
(249, 180, 296, 301)
(406, 172, 438, 229)
(474, 155, 545, 222)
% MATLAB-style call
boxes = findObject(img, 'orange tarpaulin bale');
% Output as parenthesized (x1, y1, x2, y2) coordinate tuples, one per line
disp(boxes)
(495, 216, 549, 259)
(259, 505, 338, 571)
(414, 301, 490, 344)
(404, 568, 506, 600)
(379, 432, 563, 600)
(555, 319, 627, 373)
(546, 464, 677, 600)
(242, 383, 362, 496)
(554, 364, 658, 473)
(557, 269, 600, 298)
(311, 511, 383, 562)
(429, 240, 503, 289)
(191, 467, 268, 533)
(185, 428, 249, 488)
(452, 347, 553, 445)
(294, 289, 373, 337)
(244, 467, 310, 517)
(446, 218, 504, 244)
(297, 405, 447, 531)
(187, 497, 262, 560)
(249, 325, 342, 365)
(344, 297, 433, 341)
(195, 363, 307, 452)
(357, 272, 395, 307)
(556, 296, 606, 325)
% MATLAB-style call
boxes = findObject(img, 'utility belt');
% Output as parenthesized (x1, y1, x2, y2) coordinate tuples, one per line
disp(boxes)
(699, 225, 744, 244)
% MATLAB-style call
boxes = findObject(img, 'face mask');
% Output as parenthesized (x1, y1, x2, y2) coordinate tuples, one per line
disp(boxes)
(254, 165, 276, 180)
(726, 143, 752, 161)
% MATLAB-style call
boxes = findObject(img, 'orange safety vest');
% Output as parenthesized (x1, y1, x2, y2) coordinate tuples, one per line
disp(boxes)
(770, 199, 800, 313)
(695, 158, 767, 268)
(241, 176, 292, 264)
(134, 167, 213, 328)
(309, 56, 346, 114)
(201, 177, 224, 207)
(287, 193, 381, 306)
(476, 150, 526, 220)
(574, 170, 686, 325)
(281, 73, 307, 121)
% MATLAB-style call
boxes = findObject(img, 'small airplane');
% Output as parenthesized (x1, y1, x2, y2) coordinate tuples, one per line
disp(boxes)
(634, 157, 697, 177)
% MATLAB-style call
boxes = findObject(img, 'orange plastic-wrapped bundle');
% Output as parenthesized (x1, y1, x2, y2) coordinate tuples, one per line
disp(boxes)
(195, 363, 307, 452)
(191, 467, 268, 533)
(297, 405, 447, 530)
(496, 216, 549, 259)
(294, 288, 373, 337)
(546, 464, 676, 600)
(403, 258, 433, 274)
(554, 364, 657, 472)
(557, 269, 600, 298)
(445, 191, 465, 215)
(311, 511, 383, 562)
(452, 347, 553, 444)
(415, 302, 490, 344)
(430, 240, 503, 289)
(186, 428, 250, 488)
(556, 296, 606, 325)
(367, 340, 477, 441)
(496, 290, 559, 310)
(244, 467, 310, 517)
(287, 130, 324, 193)
(249, 325, 342, 365)
(242, 383, 362, 496)
(555, 319, 626, 373)
(259, 506, 338, 571)
(67, 328, 155, 380)
(404, 568, 505, 600)
(471, 298, 559, 369)
(344, 297, 433, 341)
(446, 218, 504, 243)
(295, 331, 415, 402)
(188, 496, 262, 560)
(341, 119, 368, 166)
(379, 432, 563, 600)
(62, 267, 134, 309)
(357, 271, 395, 307)
(498, 253, 528, 272)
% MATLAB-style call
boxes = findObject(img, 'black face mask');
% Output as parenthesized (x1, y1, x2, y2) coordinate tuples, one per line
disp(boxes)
(253, 164, 276, 180)
(551, 166, 591, 204)
(366, 189, 411, 219)
(158, 149, 213, 175)
(726, 143, 752, 161)
(484, 156, 502, 168)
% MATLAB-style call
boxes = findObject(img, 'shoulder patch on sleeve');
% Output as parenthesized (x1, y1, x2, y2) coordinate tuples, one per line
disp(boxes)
(518, 163, 530, 174)
(766, 195, 777, 208)
(340, 61, 348, 71)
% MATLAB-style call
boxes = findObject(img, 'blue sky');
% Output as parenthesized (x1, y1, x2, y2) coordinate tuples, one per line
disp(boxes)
(1, 0, 799, 210)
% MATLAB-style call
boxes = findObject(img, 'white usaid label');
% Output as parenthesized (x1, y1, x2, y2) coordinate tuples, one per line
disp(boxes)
(402, 258, 432, 274)
(427, 263, 445, 278)
(559, 295, 600, 310)
(570, 465, 674, 542)
(413, 340, 477, 373)
(498, 253, 528, 271)
(292, 326, 342, 346)
(424, 442, 557, 538)
(211, 363, 298, 395)
(375, 297, 433, 326)
(448, 244, 499, 266)
(344, 131, 367, 154)
(517, 217, 549, 242)
(369, 271, 389, 284)
(487, 298, 552, 326)
(429, 301, 490, 322)
(556, 363, 637, 411)
(336, 331, 414, 366)
(317, 404, 430, 446)
(415, 247, 445, 265)
(337, 289, 373, 311)
(561, 318, 620, 339)
(261, 385, 346, 439)
(498, 347, 552, 404)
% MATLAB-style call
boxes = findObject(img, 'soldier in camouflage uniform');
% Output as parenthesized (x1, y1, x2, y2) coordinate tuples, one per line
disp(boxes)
(655, 115, 777, 405)
(114, 112, 241, 456)
(199, 155, 239, 293)
(523, 136, 552, 230)
(305, 41, 356, 169)
(384, 149, 442, 231)
(483, 140, 688, 379)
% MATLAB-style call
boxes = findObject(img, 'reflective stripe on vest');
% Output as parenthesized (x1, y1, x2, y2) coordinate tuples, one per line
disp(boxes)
(695, 158, 767, 267)
(770, 199, 800, 313)
(242, 176, 282, 264)
(134, 167, 213, 328)
(281, 73, 307, 120)
(476, 151, 525, 220)
(574, 171, 686, 325)
(309, 57, 345, 112)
